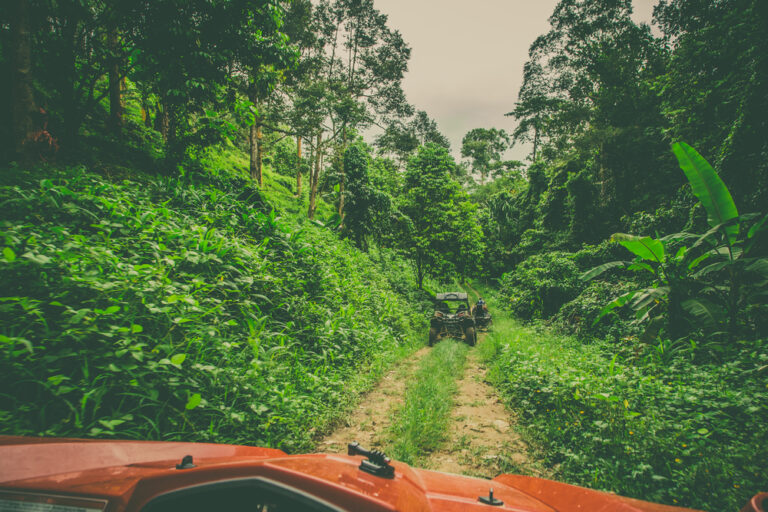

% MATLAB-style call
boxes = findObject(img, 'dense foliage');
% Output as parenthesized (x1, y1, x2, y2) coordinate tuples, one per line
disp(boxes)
(0, 165, 424, 451)
(2, 0, 767, 510)
(481, 312, 767, 512)
(489, 0, 768, 349)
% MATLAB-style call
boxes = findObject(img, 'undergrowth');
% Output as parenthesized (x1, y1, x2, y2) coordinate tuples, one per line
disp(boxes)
(0, 163, 424, 452)
(479, 291, 767, 511)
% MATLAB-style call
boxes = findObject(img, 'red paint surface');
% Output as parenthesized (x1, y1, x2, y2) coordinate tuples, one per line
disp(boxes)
(0, 436, 756, 512)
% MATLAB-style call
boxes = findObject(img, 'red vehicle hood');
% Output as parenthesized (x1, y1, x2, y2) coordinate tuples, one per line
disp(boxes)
(0, 436, 737, 512)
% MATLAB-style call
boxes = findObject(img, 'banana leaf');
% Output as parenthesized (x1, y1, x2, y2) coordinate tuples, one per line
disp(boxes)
(682, 299, 723, 328)
(593, 290, 636, 326)
(748, 213, 768, 239)
(611, 233, 665, 263)
(580, 260, 628, 281)
(672, 142, 739, 245)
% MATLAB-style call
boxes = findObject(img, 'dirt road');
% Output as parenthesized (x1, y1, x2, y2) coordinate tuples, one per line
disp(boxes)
(319, 346, 430, 453)
(318, 331, 536, 478)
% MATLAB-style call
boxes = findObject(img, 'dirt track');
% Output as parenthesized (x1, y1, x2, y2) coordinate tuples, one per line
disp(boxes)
(424, 345, 532, 477)
(318, 331, 536, 478)
(319, 346, 430, 453)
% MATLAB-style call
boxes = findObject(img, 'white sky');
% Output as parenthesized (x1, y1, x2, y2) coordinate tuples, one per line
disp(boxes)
(372, 0, 656, 162)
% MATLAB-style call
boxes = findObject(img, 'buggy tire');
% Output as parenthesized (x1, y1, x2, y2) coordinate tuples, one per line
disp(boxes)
(465, 327, 476, 346)
(429, 328, 438, 346)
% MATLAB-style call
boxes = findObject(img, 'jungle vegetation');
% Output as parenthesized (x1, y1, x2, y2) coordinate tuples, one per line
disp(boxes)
(1, 0, 766, 510)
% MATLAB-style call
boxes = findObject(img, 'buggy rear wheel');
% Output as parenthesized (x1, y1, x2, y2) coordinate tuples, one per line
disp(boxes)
(464, 327, 476, 346)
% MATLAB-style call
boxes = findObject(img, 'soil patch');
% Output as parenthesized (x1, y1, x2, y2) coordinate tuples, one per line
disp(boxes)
(424, 345, 536, 478)
(318, 346, 431, 453)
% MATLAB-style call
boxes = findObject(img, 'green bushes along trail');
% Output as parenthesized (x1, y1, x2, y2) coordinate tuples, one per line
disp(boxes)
(0, 165, 424, 451)
(479, 290, 767, 512)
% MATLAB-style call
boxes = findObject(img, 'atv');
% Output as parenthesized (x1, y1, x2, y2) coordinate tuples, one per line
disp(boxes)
(1, 436, 764, 511)
(472, 297, 492, 330)
(429, 292, 476, 346)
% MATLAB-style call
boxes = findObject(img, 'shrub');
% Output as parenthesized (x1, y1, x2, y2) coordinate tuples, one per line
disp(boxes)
(0, 165, 420, 452)
(483, 324, 768, 512)
(553, 280, 639, 341)
(498, 251, 580, 320)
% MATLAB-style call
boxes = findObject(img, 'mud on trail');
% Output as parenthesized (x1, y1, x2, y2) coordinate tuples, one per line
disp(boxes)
(318, 333, 537, 479)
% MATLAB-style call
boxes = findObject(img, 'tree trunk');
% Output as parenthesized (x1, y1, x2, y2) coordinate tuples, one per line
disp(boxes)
(256, 124, 263, 186)
(248, 89, 263, 187)
(532, 123, 539, 161)
(667, 285, 686, 341)
(338, 163, 345, 217)
(11, 0, 36, 163)
(308, 132, 322, 219)
(61, 16, 81, 155)
(338, 129, 347, 219)
(156, 100, 169, 142)
(296, 136, 302, 196)
(141, 94, 153, 128)
(249, 121, 258, 183)
(416, 250, 424, 289)
(107, 28, 123, 134)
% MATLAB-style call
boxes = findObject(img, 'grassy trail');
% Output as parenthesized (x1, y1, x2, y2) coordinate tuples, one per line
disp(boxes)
(319, 282, 539, 478)
(473, 285, 766, 511)
(318, 346, 431, 453)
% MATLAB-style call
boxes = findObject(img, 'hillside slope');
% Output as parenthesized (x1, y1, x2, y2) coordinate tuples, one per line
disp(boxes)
(0, 162, 424, 452)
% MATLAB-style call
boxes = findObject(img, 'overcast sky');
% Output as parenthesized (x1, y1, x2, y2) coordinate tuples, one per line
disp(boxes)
(372, 0, 656, 162)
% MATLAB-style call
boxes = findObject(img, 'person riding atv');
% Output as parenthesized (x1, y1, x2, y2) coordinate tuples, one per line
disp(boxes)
(472, 297, 492, 329)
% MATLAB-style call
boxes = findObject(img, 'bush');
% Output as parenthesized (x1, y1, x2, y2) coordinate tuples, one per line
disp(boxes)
(0, 165, 420, 451)
(553, 280, 639, 341)
(483, 324, 768, 512)
(571, 241, 627, 271)
(498, 251, 580, 320)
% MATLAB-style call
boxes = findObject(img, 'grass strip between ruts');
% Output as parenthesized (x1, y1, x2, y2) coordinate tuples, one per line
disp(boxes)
(385, 339, 469, 466)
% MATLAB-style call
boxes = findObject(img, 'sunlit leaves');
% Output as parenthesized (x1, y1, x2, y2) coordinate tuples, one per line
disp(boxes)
(2, 248, 16, 262)
(185, 393, 202, 410)
(610, 233, 665, 263)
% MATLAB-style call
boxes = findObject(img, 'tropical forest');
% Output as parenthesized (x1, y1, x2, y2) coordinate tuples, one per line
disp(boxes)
(1, 0, 766, 510)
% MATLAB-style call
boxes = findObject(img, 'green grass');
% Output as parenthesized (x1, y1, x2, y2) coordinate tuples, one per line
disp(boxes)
(478, 288, 767, 512)
(386, 339, 469, 465)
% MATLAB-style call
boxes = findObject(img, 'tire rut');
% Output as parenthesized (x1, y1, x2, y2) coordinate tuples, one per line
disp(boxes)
(318, 346, 431, 453)
(425, 336, 537, 478)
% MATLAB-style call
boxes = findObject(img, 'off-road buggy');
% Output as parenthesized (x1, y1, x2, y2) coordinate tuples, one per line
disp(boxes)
(472, 297, 492, 330)
(429, 292, 476, 346)
(1, 436, 764, 511)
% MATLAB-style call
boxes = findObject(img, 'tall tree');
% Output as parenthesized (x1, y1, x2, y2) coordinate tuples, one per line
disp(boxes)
(292, 0, 411, 218)
(654, 0, 768, 211)
(506, 61, 558, 161)
(375, 110, 449, 166)
(399, 143, 483, 288)
(461, 128, 510, 184)
(341, 142, 389, 250)
(508, 0, 671, 226)
(10, 0, 36, 162)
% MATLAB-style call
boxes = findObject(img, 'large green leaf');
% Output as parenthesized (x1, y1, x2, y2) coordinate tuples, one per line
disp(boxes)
(682, 299, 722, 327)
(611, 233, 665, 263)
(672, 142, 738, 244)
(580, 261, 627, 281)
(594, 290, 636, 325)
